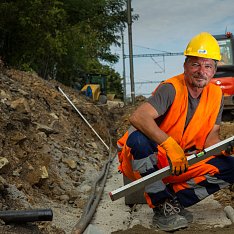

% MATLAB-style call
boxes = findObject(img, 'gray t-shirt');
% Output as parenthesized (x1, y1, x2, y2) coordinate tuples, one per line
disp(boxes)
(148, 83, 223, 128)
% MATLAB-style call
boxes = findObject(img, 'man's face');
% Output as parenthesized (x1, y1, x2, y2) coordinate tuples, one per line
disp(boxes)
(184, 56, 217, 88)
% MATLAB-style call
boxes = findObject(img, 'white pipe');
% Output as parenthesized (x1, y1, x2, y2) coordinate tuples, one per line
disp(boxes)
(57, 86, 109, 151)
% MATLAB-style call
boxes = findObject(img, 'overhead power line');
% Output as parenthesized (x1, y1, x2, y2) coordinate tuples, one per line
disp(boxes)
(131, 44, 170, 53)
(126, 81, 162, 85)
(124, 52, 183, 58)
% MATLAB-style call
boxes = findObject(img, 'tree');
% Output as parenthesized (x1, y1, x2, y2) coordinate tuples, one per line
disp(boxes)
(0, 0, 67, 78)
(0, 0, 138, 99)
(56, 0, 129, 84)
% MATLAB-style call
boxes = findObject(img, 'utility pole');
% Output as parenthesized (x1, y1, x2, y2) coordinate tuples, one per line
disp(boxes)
(121, 28, 127, 105)
(127, 0, 135, 105)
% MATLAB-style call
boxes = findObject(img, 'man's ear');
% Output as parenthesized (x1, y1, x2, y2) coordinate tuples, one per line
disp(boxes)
(183, 62, 187, 73)
(213, 65, 217, 76)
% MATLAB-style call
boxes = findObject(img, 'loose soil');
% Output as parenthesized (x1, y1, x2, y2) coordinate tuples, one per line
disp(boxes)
(113, 224, 234, 234)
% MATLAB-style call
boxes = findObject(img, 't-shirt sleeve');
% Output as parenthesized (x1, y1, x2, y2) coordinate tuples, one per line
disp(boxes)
(215, 95, 224, 125)
(147, 83, 176, 116)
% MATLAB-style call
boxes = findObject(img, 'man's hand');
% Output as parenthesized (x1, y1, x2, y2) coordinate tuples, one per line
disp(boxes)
(160, 137, 188, 175)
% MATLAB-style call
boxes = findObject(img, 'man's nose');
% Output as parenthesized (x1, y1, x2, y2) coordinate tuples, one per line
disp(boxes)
(197, 65, 206, 74)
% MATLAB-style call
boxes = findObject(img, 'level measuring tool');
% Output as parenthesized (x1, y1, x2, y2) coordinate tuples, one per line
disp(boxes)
(110, 136, 234, 201)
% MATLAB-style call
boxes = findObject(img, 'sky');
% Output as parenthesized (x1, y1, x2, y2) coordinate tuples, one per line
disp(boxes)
(111, 0, 234, 98)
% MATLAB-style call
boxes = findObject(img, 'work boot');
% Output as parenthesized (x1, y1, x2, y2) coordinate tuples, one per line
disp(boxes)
(152, 199, 188, 232)
(166, 184, 193, 223)
(171, 196, 193, 223)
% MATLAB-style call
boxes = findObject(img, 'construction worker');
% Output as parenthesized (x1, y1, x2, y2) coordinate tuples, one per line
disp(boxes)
(117, 32, 234, 232)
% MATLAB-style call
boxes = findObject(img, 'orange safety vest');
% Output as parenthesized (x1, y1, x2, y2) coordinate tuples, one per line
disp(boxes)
(117, 74, 222, 181)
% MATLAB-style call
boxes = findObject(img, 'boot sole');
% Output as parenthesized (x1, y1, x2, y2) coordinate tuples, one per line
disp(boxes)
(153, 216, 188, 232)
(156, 222, 188, 232)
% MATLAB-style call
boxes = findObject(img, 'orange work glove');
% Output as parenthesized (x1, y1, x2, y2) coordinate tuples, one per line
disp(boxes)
(160, 137, 188, 176)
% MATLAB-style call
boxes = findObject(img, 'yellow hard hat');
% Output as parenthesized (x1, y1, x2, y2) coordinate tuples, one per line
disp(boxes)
(184, 32, 221, 61)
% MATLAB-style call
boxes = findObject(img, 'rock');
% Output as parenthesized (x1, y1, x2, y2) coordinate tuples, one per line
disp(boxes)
(62, 158, 77, 169)
(91, 142, 98, 149)
(0, 157, 9, 169)
(129, 219, 141, 228)
(10, 97, 30, 113)
(18, 88, 29, 96)
(0, 89, 11, 101)
(80, 184, 92, 193)
(60, 194, 70, 201)
(0, 175, 8, 190)
(10, 132, 27, 144)
(40, 166, 49, 179)
(49, 112, 59, 119)
(224, 206, 234, 223)
(33, 122, 59, 135)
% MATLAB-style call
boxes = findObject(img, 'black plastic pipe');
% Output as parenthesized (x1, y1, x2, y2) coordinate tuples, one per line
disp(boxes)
(0, 209, 53, 223)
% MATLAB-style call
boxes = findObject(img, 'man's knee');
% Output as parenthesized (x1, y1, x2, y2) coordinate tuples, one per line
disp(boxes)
(208, 156, 234, 183)
(126, 131, 157, 160)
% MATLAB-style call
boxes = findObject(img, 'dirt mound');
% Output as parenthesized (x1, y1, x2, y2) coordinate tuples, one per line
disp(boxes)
(0, 68, 117, 233)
